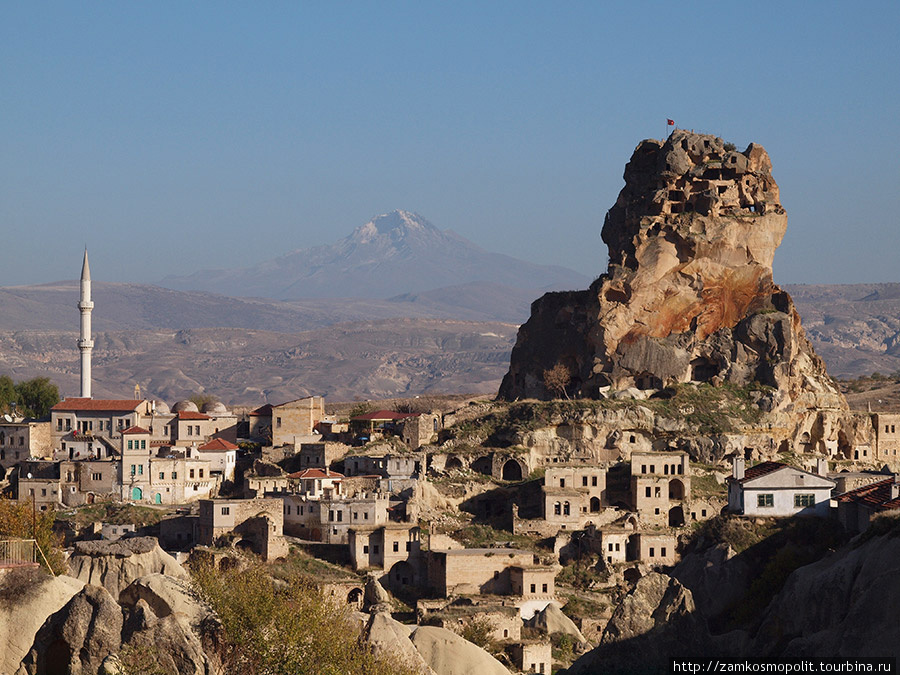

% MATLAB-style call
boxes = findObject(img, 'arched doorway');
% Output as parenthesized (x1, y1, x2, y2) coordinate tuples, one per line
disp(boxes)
(131, 486, 143, 501)
(502, 459, 523, 481)
(668, 479, 685, 500)
(446, 455, 464, 471)
(668, 505, 685, 527)
(471, 456, 492, 476)
(347, 587, 363, 607)
(589, 496, 601, 512)
(154, 493, 162, 505)
(388, 560, 414, 588)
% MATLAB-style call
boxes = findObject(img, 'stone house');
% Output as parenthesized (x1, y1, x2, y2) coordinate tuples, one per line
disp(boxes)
(148, 452, 215, 505)
(60, 459, 120, 506)
(509, 565, 556, 600)
(875, 413, 900, 465)
(15, 461, 62, 511)
(296, 442, 348, 470)
(727, 458, 834, 517)
(542, 466, 608, 528)
(250, 396, 325, 446)
(631, 532, 678, 566)
(423, 604, 522, 643)
(348, 523, 423, 588)
(630, 451, 690, 527)
(836, 476, 900, 533)
(599, 527, 631, 565)
(399, 413, 441, 449)
(0, 418, 51, 470)
(282, 491, 390, 543)
(511, 641, 552, 675)
(51, 398, 153, 458)
(426, 548, 536, 597)
(196, 497, 289, 560)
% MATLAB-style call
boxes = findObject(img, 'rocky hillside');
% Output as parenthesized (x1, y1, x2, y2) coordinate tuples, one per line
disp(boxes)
(160, 210, 589, 300)
(501, 131, 845, 429)
(785, 283, 900, 378)
(0, 320, 516, 403)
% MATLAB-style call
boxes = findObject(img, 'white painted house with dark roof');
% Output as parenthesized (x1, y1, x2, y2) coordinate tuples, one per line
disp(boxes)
(727, 458, 834, 517)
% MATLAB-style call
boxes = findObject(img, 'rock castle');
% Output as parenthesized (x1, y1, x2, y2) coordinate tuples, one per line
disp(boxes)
(500, 130, 848, 453)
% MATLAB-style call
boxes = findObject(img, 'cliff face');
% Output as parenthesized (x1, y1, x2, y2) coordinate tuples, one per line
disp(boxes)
(500, 130, 844, 418)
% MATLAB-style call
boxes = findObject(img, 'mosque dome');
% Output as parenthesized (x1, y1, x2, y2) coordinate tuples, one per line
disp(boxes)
(172, 400, 199, 413)
(202, 401, 228, 414)
(153, 400, 171, 414)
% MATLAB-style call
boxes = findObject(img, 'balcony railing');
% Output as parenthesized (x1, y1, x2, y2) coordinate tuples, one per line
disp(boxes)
(0, 539, 37, 567)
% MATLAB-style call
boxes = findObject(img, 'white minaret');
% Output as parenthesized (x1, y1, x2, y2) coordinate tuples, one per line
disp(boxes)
(78, 249, 94, 398)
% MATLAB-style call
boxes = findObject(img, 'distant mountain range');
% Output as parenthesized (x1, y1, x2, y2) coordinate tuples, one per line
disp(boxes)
(160, 210, 590, 300)
(1, 211, 899, 403)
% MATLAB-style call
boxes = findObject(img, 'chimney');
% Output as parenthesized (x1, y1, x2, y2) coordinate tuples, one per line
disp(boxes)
(816, 458, 828, 477)
(732, 457, 745, 480)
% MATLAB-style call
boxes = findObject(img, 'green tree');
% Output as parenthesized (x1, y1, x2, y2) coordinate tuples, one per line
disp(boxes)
(191, 559, 423, 675)
(0, 375, 16, 413)
(188, 393, 218, 410)
(13, 377, 59, 418)
(0, 498, 66, 574)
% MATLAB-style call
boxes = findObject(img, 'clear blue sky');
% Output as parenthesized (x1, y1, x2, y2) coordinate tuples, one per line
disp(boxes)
(2, 1, 898, 288)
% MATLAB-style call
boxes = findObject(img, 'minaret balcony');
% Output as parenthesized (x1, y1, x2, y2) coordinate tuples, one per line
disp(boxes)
(78, 339, 94, 349)
(79, 301, 94, 310)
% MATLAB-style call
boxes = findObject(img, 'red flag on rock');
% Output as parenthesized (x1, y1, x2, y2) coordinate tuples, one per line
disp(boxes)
(667, 119, 674, 126)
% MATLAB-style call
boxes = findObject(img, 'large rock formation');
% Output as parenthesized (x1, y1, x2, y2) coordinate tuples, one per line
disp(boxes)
(67, 537, 187, 599)
(500, 131, 844, 422)
(566, 572, 711, 674)
(0, 569, 85, 675)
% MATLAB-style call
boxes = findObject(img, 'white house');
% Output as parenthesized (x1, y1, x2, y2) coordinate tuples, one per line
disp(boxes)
(198, 438, 238, 481)
(727, 458, 834, 517)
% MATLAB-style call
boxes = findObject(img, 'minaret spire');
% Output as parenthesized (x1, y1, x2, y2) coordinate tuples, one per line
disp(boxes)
(78, 248, 94, 398)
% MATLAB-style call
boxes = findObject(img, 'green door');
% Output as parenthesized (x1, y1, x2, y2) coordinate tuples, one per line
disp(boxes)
(154, 493, 161, 505)
(131, 486, 143, 501)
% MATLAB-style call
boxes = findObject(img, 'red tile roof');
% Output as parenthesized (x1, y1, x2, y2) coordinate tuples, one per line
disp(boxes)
(837, 477, 900, 511)
(351, 410, 418, 422)
(122, 426, 150, 435)
(199, 438, 239, 451)
(52, 398, 143, 413)
(176, 411, 210, 420)
(288, 468, 344, 479)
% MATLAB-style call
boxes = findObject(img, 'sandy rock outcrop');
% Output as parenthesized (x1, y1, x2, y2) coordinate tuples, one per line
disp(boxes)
(500, 130, 846, 445)
(67, 537, 187, 599)
(409, 625, 510, 675)
(364, 572, 394, 613)
(17, 584, 124, 675)
(670, 542, 752, 620)
(752, 530, 900, 657)
(365, 611, 436, 675)
(0, 570, 85, 675)
(529, 601, 588, 645)
(118, 575, 221, 675)
(566, 572, 710, 674)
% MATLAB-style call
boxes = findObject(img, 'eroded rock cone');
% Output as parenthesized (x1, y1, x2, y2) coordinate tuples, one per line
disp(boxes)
(566, 572, 710, 674)
(500, 130, 845, 420)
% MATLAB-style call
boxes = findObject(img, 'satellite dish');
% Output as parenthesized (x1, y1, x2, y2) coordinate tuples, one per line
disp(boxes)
(2, 415, 11, 422)
(26, 473, 33, 479)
